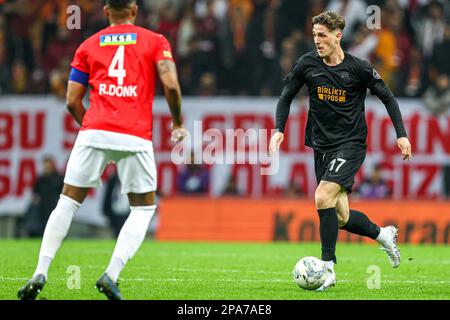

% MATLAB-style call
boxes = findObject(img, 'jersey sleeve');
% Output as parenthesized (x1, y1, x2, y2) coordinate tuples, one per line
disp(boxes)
(359, 60, 408, 138)
(359, 60, 386, 93)
(275, 56, 307, 132)
(71, 42, 89, 74)
(153, 35, 174, 63)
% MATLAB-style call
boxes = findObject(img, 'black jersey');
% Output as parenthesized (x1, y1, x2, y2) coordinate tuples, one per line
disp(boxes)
(275, 51, 407, 152)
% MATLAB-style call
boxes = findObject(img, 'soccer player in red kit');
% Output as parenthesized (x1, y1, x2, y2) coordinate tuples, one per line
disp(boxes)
(18, 0, 188, 300)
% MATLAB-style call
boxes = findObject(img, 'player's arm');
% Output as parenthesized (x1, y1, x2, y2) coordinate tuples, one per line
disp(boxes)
(270, 62, 305, 155)
(367, 72, 412, 160)
(66, 68, 88, 126)
(156, 59, 187, 142)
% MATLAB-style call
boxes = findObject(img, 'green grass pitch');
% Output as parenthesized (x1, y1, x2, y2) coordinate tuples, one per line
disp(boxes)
(0, 240, 449, 300)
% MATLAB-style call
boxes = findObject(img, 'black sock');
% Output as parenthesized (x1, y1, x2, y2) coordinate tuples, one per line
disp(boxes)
(318, 208, 339, 263)
(340, 210, 381, 240)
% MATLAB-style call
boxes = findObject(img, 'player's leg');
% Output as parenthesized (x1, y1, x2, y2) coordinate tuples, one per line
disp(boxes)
(32, 185, 89, 278)
(314, 147, 371, 291)
(98, 150, 157, 299)
(314, 180, 343, 291)
(17, 184, 89, 300)
(19, 146, 108, 300)
(336, 192, 400, 267)
(311, 151, 339, 291)
(315, 180, 342, 264)
(97, 191, 156, 300)
(316, 147, 367, 265)
(337, 192, 380, 238)
(103, 192, 156, 282)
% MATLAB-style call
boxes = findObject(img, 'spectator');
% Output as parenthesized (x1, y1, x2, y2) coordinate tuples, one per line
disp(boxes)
(248, 1, 279, 95)
(177, 152, 210, 194)
(371, 14, 399, 89)
(290, 29, 315, 58)
(264, 36, 298, 95)
(304, 0, 327, 41)
(194, 0, 227, 20)
(156, 2, 181, 49)
(398, 47, 428, 97)
(326, 0, 367, 43)
(49, 66, 69, 100)
(24, 156, 63, 237)
(0, 0, 446, 97)
(422, 73, 450, 116)
(183, 1, 221, 93)
(278, 0, 310, 41)
(36, 0, 70, 57)
(225, 0, 254, 94)
(177, 3, 196, 59)
(391, 9, 414, 92)
(11, 59, 27, 93)
(44, 27, 75, 98)
(348, 23, 378, 61)
(430, 23, 450, 78)
(416, 0, 446, 59)
(263, 29, 313, 96)
(357, 165, 391, 199)
(196, 72, 218, 96)
(4, 0, 36, 80)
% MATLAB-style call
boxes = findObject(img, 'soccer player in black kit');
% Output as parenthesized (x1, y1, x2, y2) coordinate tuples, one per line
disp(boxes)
(269, 11, 412, 291)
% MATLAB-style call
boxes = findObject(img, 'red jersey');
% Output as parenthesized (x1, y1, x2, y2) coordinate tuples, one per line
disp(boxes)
(71, 24, 173, 142)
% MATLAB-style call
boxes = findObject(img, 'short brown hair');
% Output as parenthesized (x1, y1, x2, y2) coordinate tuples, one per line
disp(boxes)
(312, 11, 345, 32)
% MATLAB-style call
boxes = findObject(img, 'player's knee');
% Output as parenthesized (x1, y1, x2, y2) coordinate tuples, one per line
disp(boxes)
(61, 184, 88, 204)
(314, 190, 337, 209)
(128, 191, 156, 207)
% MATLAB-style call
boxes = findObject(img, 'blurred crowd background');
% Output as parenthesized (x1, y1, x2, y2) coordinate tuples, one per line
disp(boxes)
(0, 0, 450, 115)
(1, 0, 450, 238)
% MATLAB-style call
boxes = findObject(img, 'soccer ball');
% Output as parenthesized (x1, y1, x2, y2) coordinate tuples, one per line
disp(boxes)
(292, 256, 328, 290)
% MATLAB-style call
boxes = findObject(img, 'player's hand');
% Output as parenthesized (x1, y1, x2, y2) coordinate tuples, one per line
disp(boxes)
(397, 137, 412, 161)
(171, 125, 189, 143)
(269, 132, 284, 156)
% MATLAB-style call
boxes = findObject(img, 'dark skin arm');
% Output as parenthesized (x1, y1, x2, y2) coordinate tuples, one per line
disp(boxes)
(157, 60, 183, 127)
(66, 81, 87, 126)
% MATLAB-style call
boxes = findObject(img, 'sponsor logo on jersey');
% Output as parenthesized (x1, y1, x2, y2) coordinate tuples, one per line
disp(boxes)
(339, 71, 352, 81)
(100, 33, 137, 46)
(99, 84, 138, 97)
(163, 50, 173, 59)
(317, 86, 346, 102)
(372, 69, 381, 80)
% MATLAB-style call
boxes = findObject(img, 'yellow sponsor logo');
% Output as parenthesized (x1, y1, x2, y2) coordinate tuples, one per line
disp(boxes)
(163, 50, 173, 58)
(317, 86, 346, 102)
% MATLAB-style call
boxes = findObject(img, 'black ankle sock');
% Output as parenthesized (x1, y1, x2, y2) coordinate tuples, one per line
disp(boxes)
(340, 210, 381, 240)
(318, 208, 339, 263)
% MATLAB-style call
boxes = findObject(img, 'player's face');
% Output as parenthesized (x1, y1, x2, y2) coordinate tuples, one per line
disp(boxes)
(312, 24, 341, 58)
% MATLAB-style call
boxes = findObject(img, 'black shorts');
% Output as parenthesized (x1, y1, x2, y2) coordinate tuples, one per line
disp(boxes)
(314, 147, 366, 193)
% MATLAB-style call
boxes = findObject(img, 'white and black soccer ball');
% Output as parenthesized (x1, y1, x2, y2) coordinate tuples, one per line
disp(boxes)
(292, 256, 328, 290)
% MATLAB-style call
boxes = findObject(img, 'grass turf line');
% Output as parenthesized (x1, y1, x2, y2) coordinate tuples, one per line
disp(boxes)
(0, 240, 449, 300)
